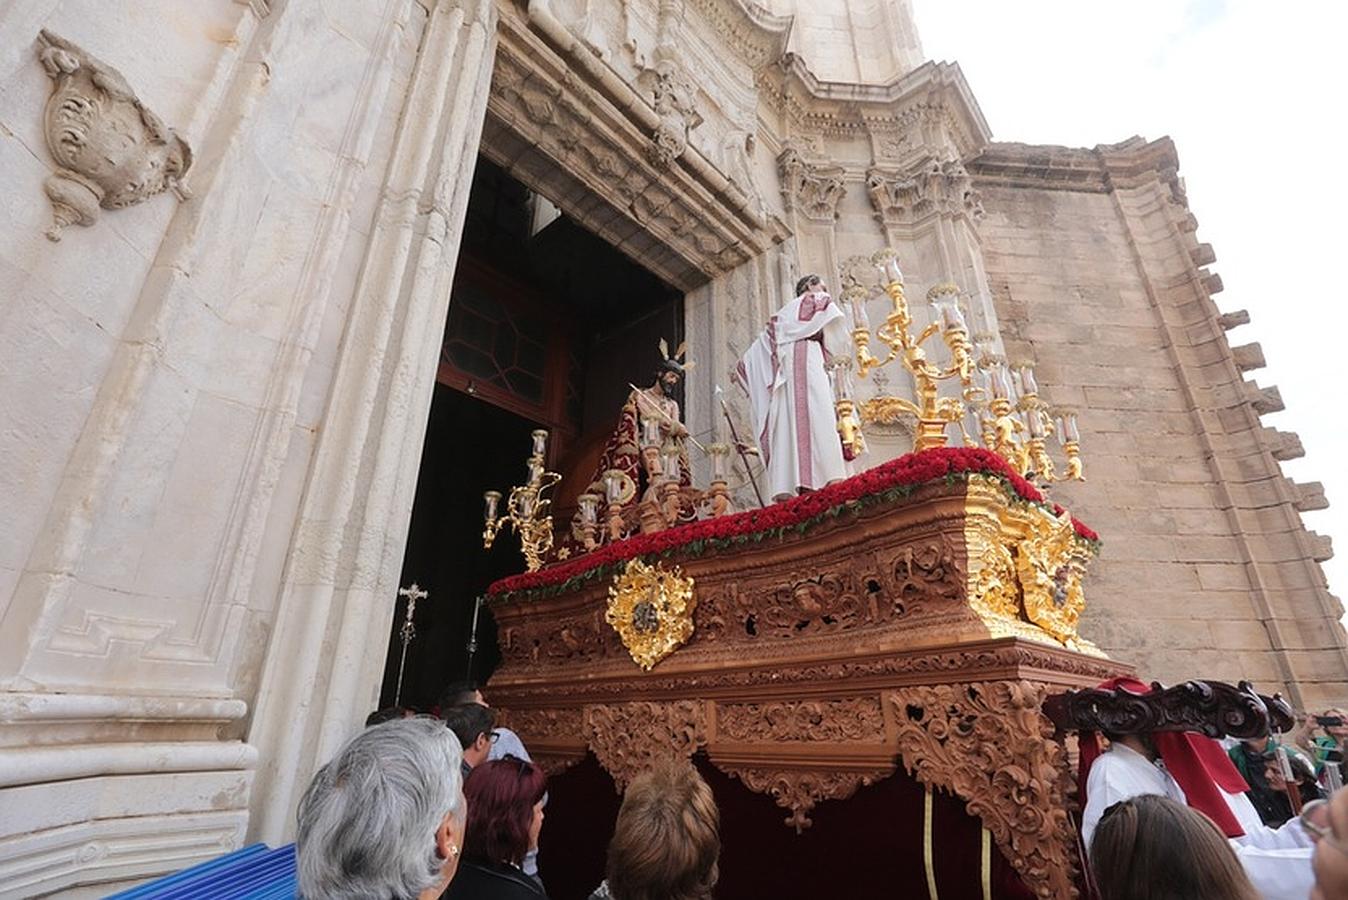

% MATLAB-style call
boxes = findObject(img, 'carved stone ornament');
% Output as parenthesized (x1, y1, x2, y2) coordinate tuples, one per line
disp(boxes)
(778, 145, 845, 222)
(35, 30, 193, 241)
(643, 60, 702, 169)
(584, 700, 707, 789)
(890, 681, 1079, 899)
(866, 156, 983, 227)
(605, 558, 697, 670)
(1042, 679, 1297, 740)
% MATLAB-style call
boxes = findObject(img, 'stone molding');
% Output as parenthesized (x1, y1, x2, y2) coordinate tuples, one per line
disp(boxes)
(34, 30, 192, 241)
(486, 9, 790, 289)
(683, 0, 793, 71)
(758, 58, 990, 161)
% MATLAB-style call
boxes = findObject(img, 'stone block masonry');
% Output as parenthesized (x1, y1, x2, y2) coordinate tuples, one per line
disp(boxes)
(972, 138, 1347, 709)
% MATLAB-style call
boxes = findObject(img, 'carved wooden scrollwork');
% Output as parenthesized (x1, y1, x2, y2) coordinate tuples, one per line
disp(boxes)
(719, 766, 892, 833)
(716, 697, 885, 743)
(889, 681, 1078, 900)
(584, 700, 707, 789)
(1042, 679, 1295, 739)
(35, 30, 192, 241)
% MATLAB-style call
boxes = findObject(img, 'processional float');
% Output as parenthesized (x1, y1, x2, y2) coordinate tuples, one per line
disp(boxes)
(470, 251, 1236, 898)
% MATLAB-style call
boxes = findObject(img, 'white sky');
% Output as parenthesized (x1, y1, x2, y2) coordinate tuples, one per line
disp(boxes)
(913, 0, 1348, 603)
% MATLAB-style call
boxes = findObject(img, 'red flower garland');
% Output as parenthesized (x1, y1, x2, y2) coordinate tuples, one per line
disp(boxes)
(488, 447, 1099, 600)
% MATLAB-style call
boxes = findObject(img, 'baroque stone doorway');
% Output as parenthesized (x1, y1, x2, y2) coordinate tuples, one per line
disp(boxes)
(379, 157, 682, 709)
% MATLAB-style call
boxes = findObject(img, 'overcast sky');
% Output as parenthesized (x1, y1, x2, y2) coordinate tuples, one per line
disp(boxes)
(913, 0, 1347, 603)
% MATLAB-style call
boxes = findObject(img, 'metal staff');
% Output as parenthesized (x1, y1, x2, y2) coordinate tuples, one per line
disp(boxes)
(627, 383, 707, 453)
(465, 594, 484, 680)
(394, 583, 428, 707)
(714, 384, 766, 508)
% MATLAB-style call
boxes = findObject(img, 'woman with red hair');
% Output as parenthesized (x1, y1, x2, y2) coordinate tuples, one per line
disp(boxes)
(443, 754, 548, 900)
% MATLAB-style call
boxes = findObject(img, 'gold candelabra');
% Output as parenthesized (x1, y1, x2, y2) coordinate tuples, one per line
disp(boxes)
(848, 249, 974, 452)
(842, 247, 1086, 485)
(482, 429, 561, 572)
(970, 348, 1084, 483)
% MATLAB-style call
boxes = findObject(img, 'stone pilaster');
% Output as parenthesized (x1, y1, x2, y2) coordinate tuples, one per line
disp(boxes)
(246, 0, 499, 845)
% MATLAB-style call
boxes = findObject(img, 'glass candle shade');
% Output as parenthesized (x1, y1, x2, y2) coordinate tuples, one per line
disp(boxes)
(1061, 411, 1080, 443)
(1017, 365, 1039, 397)
(527, 460, 543, 485)
(708, 443, 729, 480)
(518, 491, 535, 518)
(641, 416, 662, 448)
(662, 445, 681, 481)
(845, 288, 871, 330)
(1026, 408, 1045, 439)
(531, 429, 548, 458)
(989, 363, 1012, 401)
(874, 252, 904, 285)
(928, 285, 967, 333)
(483, 490, 501, 522)
(578, 493, 599, 526)
(604, 470, 624, 503)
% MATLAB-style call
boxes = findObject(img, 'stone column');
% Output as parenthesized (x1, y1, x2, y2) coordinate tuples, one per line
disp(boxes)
(684, 239, 798, 498)
(246, 0, 498, 845)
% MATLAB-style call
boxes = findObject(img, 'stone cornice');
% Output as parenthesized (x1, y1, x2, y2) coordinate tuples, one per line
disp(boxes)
(969, 136, 1185, 203)
(758, 58, 991, 159)
(685, 0, 793, 71)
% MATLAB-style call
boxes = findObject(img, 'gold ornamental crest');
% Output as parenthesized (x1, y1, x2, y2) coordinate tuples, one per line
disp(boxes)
(605, 558, 696, 670)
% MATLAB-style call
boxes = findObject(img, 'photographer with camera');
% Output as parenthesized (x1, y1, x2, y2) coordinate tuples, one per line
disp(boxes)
(1308, 710, 1348, 793)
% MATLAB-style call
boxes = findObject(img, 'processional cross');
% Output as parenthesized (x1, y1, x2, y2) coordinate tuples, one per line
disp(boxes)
(394, 582, 429, 707)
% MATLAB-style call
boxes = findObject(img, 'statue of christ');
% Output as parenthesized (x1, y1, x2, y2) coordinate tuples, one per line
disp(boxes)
(735, 274, 852, 502)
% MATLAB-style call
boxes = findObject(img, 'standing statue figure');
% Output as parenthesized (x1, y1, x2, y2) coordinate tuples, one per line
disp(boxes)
(587, 340, 693, 503)
(736, 274, 851, 502)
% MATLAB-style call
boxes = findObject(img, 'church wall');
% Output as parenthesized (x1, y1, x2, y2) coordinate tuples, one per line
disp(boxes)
(0, 0, 434, 893)
(972, 140, 1347, 709)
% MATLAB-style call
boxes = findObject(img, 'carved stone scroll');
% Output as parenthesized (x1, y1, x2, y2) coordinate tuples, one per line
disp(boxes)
(890, 681, 1078, 899)
(35, 30, 192, 241)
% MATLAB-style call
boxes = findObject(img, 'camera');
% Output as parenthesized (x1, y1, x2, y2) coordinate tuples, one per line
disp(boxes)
(1317, 716, 1345, 727)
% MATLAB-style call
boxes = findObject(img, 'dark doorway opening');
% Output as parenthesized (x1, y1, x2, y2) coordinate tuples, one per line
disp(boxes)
(378, 156, 683, 711)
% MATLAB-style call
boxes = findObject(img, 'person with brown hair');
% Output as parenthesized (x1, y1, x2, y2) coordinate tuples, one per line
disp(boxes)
(1090, 794, 1261, 900)
(589, 759, 720, 900)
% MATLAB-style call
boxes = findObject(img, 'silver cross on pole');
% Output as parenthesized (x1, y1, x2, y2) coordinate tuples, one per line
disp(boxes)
(394, 582, 429, 707)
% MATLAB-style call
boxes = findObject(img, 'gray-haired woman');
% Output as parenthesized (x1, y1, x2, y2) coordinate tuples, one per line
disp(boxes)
(296, 716, 468, 899)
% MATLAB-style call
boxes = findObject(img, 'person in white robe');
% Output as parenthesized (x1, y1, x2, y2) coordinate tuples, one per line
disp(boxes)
(736, 274, 852, 502)
(1082, 721, 1314, 900)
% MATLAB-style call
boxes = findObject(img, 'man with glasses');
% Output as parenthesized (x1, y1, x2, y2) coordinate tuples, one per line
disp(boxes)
(442, 702, 496, 780)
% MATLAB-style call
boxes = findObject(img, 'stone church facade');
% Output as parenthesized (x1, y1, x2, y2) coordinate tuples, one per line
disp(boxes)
(0, 0, 1340, 894)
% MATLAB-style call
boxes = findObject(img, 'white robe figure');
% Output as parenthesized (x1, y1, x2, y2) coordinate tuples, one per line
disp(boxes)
(737, 287, 851, 501)
(1082, 743, 1313, 900)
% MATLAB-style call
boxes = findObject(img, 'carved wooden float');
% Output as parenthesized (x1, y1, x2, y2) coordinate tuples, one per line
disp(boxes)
(486, 448, 1124, 899)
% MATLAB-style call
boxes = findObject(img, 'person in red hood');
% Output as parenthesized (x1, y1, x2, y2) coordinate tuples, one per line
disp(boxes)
(1079, 677, 1315, 900)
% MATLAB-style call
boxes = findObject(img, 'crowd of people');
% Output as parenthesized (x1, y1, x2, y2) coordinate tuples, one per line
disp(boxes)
(295, 682, 720, 900)
(294, 678, 1348, 899)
